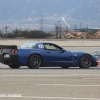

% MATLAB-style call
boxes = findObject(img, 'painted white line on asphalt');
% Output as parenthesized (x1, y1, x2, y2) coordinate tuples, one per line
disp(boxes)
(2, 74, 100, 77)
(84, 78, 100, 80)
(0, 96, 99, 100)
(37, 84, 100, 87)
(0, 94, 99, 100)
(17, 96, 100, 100)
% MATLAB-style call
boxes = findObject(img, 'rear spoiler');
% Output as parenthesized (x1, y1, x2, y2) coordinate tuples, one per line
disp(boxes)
(0, 45, 17, 49)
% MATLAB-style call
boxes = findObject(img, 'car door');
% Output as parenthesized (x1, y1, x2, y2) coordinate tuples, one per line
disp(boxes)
(43, 43, 72, 66)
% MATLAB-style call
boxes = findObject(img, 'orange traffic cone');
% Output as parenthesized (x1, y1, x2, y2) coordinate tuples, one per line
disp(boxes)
(97, 59, 100, 65)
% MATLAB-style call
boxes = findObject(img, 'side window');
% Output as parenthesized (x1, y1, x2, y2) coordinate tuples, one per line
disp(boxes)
(44, 43, 61, 51)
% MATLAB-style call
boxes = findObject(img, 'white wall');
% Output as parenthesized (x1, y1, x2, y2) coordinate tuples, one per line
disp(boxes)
(0, 39, 100, 47)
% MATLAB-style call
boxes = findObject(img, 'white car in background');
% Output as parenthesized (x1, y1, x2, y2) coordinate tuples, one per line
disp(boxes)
(92, 51, 100, 59)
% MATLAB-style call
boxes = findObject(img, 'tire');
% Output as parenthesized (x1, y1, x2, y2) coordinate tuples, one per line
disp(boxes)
(28, 54, 42, 69)
(9, 65, 20, 69)
(61, 66, 69, 69)
(79, 54, 92, 69)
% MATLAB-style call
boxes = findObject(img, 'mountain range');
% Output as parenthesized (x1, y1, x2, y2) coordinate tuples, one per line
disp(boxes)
(0, 0, 100, 31)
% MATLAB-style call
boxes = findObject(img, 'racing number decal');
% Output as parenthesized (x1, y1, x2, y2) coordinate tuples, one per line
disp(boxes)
(38, 44, 44, 48)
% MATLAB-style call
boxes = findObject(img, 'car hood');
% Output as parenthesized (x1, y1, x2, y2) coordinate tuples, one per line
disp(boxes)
(68, 51, 97, 60)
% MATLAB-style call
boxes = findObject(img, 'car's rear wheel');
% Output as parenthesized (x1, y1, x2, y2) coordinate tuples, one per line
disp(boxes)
(79, 54, 92, 69)
(9, 65, 20, 69)
(28, 54, 42, 69)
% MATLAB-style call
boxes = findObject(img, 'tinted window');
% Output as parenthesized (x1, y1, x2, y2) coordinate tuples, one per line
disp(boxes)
(44, 43, 61, 51)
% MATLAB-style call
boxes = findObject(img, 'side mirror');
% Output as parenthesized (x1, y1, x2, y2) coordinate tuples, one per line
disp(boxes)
(61, 48, 65, 52)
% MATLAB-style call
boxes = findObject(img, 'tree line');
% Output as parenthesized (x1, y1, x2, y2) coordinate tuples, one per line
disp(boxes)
(0, 29, 53, 38)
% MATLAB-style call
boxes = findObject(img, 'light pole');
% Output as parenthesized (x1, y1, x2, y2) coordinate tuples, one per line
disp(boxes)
(80, 22, 82, 31)
(74, 24, 77, 32)
(87, 24, 88, 33)
(57, 21, 60, 38)
(4, 25, 8, 38)
(40, 15, 43, 31)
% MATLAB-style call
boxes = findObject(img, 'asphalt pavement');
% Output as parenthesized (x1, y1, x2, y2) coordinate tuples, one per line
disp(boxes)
(0, 47, 100, 100)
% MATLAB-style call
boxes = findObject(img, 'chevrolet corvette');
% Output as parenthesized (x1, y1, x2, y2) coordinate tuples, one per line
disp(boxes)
(0, 42, 98, 69)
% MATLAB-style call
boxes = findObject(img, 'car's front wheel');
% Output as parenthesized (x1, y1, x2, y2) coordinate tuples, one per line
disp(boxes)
(9, 65, 20, 69)
(28, 54, 42, 69)
(79, 54, 92, 69)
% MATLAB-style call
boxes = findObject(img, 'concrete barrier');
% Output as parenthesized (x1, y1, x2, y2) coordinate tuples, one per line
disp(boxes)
(0, 39, 100, 47)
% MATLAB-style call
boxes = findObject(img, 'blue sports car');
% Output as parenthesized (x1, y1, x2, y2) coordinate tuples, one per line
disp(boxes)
(0, 42, 98, 69)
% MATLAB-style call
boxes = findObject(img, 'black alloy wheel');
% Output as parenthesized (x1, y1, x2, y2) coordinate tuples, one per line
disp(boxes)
(9, 65, 20, 69)
(28, 54, 42, 69)
(79, 54, 92, 68)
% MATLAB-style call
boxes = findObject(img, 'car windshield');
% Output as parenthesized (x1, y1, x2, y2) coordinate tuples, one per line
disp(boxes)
(20, 42, 37, 49)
